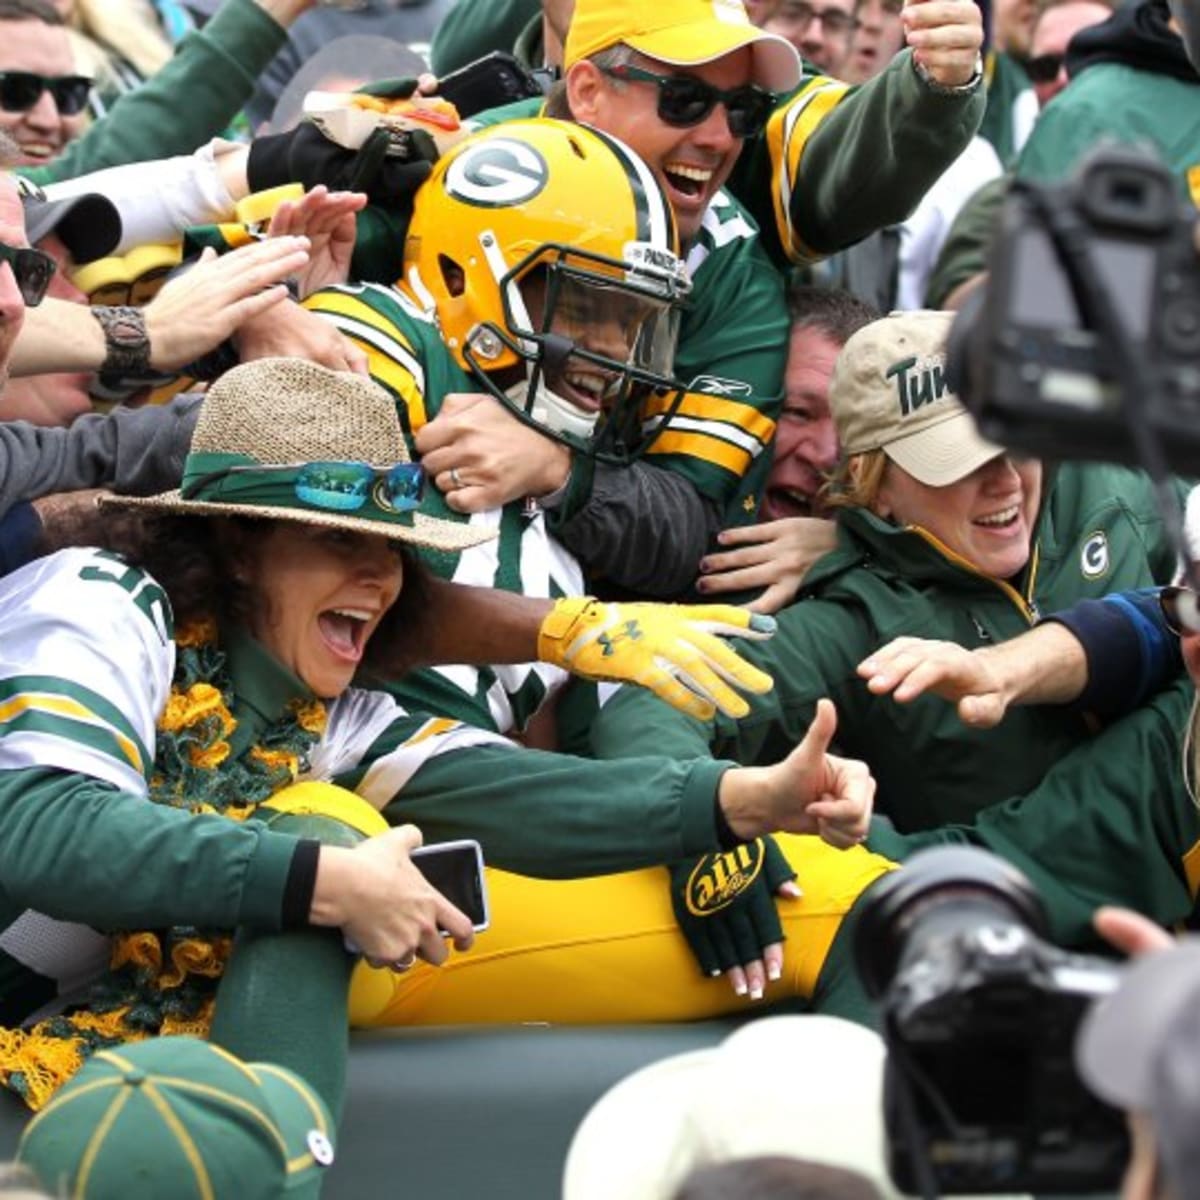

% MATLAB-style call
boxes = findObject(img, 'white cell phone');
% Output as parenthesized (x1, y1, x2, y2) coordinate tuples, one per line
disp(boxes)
(411, 838, 490, 934)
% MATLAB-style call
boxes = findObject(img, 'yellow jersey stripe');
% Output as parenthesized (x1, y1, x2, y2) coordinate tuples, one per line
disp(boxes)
(0, 692, 143, 773)
(404, 717, 461, 748)
(644, 390, 777, 443)
(647, 429, 753, 475)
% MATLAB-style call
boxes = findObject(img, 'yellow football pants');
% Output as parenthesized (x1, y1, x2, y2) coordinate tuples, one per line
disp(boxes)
(349, 835, 897, 1027)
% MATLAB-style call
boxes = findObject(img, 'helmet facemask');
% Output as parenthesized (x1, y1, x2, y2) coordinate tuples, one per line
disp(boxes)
(461, 240, 691, 465)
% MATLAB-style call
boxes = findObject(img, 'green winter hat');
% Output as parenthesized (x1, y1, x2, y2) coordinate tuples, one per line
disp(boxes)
(17, 1037, 335, 1200)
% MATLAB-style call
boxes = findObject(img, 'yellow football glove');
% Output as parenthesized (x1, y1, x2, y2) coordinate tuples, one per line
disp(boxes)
(537, 597, 776, 720)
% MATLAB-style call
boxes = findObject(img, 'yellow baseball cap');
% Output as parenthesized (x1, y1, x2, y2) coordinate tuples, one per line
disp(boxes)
(564, 0, 802, 94)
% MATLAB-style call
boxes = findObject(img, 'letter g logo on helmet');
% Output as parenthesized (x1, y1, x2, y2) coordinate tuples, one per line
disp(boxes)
(445, 139, 549, 208)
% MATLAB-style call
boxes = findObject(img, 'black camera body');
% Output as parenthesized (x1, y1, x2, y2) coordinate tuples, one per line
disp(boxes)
(947, 144, 1200, 471)
(854, 848, 1127, 1196)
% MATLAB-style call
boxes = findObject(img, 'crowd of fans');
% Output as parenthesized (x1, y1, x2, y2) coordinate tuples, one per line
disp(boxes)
(0, 0, 1196, 1194)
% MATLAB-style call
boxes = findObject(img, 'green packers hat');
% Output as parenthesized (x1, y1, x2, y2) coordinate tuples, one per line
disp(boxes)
(831, 309, 1005, 487)
(17, 1036, 335, 1200)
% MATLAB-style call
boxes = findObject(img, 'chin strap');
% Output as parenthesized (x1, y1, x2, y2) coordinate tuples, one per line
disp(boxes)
(505, 373, 599, 442)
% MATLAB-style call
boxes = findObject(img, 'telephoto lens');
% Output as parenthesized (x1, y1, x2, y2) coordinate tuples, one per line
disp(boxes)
(852, 847, 1128, 1197)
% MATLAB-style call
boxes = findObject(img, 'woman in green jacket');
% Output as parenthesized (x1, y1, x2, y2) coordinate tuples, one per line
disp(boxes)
(591, 308, 1187, 830)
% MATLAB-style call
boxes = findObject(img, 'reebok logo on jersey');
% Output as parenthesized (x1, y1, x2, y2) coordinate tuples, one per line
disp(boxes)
(684, 842, 766, 916)
(690, 374, 754, 396)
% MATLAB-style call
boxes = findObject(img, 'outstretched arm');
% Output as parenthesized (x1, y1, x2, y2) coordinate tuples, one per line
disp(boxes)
(858, 588, 1182, 726)
(414, 581, 777, 721)
(857, 623, 1089, 728)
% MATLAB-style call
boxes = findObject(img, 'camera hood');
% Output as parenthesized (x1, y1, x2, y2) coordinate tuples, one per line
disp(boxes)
(852, 846, 1048, 1001)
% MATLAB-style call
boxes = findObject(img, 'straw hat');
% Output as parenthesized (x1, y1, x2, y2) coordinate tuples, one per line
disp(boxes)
(103, 357, 492, 553)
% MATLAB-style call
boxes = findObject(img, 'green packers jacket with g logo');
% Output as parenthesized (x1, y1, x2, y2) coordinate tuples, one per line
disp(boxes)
(589, 462, 1200, 946)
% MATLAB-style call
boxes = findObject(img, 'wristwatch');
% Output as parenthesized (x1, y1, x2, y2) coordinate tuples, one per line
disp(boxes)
(90, 305, 151, 376)
(913, 53, 984, 95)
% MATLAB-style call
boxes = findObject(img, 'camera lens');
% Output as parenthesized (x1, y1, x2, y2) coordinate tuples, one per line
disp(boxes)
(852, 845, 1046, 1002)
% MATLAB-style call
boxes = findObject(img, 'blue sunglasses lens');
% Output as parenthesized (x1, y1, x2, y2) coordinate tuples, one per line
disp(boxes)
(377, 463, 425, 512)
(295, 462, 373, 511)
(295, 461, 424, 513)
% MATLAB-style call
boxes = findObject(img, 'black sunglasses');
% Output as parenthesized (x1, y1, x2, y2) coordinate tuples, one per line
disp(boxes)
(0, 240, 55, 305)
(599, 64, 775, 140)
(0, 71, 92, 115)
(1161, 585, 1200, 637)
(1025, 53, 1064, 84)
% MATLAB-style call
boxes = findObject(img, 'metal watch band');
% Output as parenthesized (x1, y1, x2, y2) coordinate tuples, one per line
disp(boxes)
(913, 53, 984, 96)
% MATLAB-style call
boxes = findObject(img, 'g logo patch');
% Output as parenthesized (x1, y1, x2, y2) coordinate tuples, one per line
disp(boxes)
(685, 841, 766, 916)
(445, 139, 548, 208)
(1080, 531, 1109, 580)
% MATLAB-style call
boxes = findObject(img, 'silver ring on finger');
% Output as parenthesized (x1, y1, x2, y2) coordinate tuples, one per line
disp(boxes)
(392, 953, 417, 972)
(449, 466, 463, 490)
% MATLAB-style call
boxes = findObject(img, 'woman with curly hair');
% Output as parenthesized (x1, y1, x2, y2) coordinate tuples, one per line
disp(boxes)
(0, 355, 870, 1127)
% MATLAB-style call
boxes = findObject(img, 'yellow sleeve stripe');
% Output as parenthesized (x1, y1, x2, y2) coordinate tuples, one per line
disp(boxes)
(305, 290, 409, 339)
(359, 347, 428, 430)
(646, 428, 754, 476)
(767, 77, 851, 264)
(211, 223, 255, 250)
(306, 292, 429, 429)
(644, 390, 776, 442)
(0, 692, 144, 774)
(403, 717, 463, 749)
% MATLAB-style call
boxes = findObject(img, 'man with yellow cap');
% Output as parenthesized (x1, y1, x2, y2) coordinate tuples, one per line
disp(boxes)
(411, 0, 985, 597)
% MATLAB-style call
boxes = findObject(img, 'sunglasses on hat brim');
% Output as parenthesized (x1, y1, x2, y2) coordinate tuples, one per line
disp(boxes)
(183, 460, 426, 516)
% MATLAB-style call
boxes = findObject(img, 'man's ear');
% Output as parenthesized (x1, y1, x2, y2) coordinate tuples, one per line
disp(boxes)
(565, 61, 605, 125)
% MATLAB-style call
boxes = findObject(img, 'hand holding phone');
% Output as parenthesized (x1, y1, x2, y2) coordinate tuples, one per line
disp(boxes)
(342, 837, 488, 962)
(411, 838, 490, 934)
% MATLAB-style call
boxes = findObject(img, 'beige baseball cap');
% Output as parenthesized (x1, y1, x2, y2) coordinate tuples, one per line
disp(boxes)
(831, 310, 1005, 487)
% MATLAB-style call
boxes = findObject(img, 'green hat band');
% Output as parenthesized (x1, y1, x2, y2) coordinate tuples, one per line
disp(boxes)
(181, 450, 422, 528)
